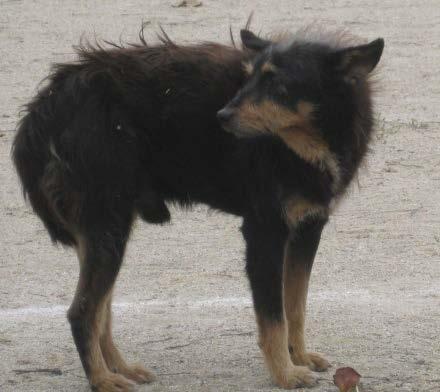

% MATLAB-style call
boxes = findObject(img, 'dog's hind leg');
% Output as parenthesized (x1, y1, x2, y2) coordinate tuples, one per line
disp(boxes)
(242, 216, 315, 389)
(67, 213, 152, 392)
(100, 290, 155, 383)
(284, 218, 330, 372)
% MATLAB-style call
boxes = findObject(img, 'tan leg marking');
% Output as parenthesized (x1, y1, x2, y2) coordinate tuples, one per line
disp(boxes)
(100, 292, 155, 384)
(71, 237, 135, 392)
(283, 198, 328, 228)
(257, 317, 315, 388)
(284, 250, 330, 372)
(89, 302, 135, 391)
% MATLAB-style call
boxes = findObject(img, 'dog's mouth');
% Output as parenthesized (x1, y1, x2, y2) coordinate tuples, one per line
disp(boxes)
(222, 122, 263, 138)
(217, 108, 264, 138)
(225, 125, 263, 138)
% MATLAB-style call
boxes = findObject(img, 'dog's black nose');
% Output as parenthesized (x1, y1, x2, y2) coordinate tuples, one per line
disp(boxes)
(216, 108, 233, 124)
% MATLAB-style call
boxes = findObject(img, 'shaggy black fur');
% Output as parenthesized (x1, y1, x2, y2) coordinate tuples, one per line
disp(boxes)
(12, 27, 383, 391)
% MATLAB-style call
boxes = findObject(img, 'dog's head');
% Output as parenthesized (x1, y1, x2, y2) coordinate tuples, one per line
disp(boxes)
(217, 29, 384, 145)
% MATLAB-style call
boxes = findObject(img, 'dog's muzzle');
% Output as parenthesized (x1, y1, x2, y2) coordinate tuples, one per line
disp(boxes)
(216, 108, 234, 125)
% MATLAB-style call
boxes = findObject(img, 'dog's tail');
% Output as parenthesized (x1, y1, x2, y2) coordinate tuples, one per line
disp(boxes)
(12, 84, 77, 245)
(13, 57, 145, 246)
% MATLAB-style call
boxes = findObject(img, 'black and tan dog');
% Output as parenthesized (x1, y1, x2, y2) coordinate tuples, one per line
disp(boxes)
(12, 26, 383, 391)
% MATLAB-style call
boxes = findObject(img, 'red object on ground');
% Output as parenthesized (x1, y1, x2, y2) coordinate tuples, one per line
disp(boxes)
(333, 367, 361, 392)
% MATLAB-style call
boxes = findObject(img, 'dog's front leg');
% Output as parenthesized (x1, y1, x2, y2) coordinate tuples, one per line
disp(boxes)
(284, 217, 330, 372)
(242, 216, 315, 389)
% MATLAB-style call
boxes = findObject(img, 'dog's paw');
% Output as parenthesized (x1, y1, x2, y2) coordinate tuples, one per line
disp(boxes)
(306, 352, 331, 372)
(91, 372, 136, 392)
(274, 365, 316, 389)
(116, 363, 156, 384)
(291, 351, 331, 372)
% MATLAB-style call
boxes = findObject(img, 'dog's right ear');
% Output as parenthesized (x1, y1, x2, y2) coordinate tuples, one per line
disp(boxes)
(240, 30, 271, 51)
(329, 38, 384, 83)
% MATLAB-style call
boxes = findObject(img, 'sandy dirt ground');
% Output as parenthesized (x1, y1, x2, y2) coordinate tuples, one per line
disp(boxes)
(1, 1, 439, 391)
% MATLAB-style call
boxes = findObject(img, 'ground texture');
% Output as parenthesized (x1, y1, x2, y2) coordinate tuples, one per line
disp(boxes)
(0, 1, 439, 391)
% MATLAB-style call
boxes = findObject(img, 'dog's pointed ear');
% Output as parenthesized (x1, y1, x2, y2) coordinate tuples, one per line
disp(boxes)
(329, 38, 384, 83)
(240, 30, 271, 51)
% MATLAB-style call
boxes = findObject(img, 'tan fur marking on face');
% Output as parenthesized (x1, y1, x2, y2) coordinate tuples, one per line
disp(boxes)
(237, 99, 328, 164)
(243, 61, 254, 75)
(237, 99, 341, 192)
(283, 198, 328, 227)
(261, 61, 277, 73)
(237, 100, 308, 134)
(256, 317, 313, 388)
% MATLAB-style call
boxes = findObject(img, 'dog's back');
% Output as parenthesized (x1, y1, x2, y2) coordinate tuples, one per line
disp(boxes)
(13, 41, 247, 245)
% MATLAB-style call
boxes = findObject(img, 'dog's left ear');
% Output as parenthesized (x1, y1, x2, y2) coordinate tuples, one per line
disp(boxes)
(240, 30, 271, 51)
(329, 38, 384, 83)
